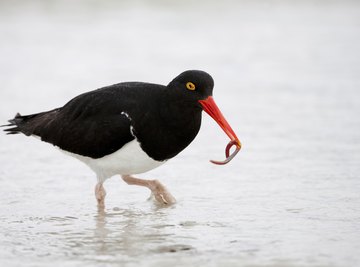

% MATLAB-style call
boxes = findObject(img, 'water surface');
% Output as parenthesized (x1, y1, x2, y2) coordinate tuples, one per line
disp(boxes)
(0, 1, 360, 266)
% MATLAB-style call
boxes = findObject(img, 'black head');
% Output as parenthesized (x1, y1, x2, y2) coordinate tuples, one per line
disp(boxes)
(167, 70, 214, 101)
(167, 70, 241, 165)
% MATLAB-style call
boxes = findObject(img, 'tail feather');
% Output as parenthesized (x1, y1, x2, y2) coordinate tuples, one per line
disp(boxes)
(9, 112, 21, 123)
(2, 113, 23, 134)
(2, 110, 59, 136)
(4, 129, 21, 135)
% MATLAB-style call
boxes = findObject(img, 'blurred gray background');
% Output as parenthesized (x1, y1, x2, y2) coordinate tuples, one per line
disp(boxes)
(0, 1, 359, 267)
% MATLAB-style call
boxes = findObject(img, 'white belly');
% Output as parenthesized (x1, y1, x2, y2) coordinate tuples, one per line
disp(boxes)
(61, 139, 165, 181)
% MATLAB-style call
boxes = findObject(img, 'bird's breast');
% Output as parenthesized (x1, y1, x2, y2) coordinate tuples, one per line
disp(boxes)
(131, 105, 202, 161)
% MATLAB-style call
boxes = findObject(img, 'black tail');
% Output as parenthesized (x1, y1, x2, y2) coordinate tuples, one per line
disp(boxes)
(2, 113, 22, 134)
(2, 110, 59, 136)
(2, 113, 35, 135)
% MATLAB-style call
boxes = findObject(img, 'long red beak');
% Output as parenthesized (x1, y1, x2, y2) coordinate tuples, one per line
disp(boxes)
(199, 96, 241, 165)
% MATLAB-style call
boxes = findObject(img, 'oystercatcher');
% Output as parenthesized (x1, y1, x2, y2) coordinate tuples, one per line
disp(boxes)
(3, 70, 241, 206)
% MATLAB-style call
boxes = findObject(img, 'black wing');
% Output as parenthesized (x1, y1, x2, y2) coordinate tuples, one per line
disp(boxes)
(4, 84, 135, 158)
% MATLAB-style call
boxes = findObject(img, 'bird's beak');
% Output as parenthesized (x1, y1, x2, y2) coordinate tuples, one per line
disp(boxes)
(199, 96, 241, 165)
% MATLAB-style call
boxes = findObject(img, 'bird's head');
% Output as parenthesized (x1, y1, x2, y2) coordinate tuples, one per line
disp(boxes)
(168, 70, 241, 165)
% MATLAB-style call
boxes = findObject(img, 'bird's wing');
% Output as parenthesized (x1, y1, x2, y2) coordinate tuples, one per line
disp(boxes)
(8, 86, 136, 158)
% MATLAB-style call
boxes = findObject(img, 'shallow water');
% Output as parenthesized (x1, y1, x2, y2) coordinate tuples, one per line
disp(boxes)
(1, 1, 360, 266)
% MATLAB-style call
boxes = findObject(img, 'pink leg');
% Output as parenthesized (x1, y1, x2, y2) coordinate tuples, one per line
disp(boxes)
(122, 175, 176, 205)
(95, 182, 106, 208)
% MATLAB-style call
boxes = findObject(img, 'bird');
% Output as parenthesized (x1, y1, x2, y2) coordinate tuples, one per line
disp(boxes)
(3, 70, 241, 207)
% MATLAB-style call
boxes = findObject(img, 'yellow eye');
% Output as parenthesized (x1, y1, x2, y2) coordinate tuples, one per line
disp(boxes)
(186, 82, 196, 91)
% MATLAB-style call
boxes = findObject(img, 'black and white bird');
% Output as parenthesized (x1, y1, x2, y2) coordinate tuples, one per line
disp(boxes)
(3, 70, 241, 207)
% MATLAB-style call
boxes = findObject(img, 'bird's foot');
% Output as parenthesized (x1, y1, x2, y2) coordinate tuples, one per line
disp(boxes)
(122, 175, 176, 205)
(148, 180, 176, 205)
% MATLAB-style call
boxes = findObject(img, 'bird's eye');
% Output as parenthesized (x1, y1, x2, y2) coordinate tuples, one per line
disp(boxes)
(186, 82, 196, 91)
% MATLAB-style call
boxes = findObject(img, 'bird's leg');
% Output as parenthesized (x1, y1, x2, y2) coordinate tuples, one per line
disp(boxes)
(121, 175, 176, 205)
(95, 182, 106, 208)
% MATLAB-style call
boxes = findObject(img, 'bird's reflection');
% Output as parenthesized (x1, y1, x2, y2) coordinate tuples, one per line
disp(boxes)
(91, 203, 176, 257)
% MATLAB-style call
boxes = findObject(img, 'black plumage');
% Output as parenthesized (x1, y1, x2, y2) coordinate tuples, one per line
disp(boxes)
(4, 70, 214, 161)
